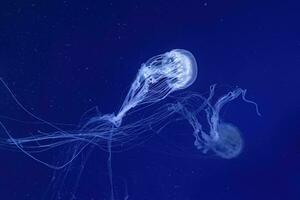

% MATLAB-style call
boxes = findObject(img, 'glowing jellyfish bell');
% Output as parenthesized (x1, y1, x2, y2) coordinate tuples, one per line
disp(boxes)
(165, 49, 198, 91)
(210, 123, 243, 159)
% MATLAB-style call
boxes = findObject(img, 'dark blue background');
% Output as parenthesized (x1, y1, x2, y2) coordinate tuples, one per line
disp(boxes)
(0, 0, 299, 200)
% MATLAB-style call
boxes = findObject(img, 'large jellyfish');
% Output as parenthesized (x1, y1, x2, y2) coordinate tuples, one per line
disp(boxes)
(0, 49, 260, 199)
(112, 49, 198, 126)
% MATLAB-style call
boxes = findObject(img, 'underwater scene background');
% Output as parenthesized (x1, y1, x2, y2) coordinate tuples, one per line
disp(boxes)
(0, 0, 299, 200)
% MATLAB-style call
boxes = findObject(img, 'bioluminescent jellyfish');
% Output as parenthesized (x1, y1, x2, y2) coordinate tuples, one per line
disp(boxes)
(0, 49, 260, 199)
(211, 122, 243, 159)
(112, 49, 198, 126)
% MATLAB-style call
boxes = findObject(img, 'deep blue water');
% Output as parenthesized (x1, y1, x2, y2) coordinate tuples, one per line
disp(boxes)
(0, 0, 299, 200)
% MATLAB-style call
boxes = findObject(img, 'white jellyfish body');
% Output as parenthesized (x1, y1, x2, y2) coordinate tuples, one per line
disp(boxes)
(114, 49, 198, 126)
(165, 49, 198, 90)
(142, 49, 198, 90)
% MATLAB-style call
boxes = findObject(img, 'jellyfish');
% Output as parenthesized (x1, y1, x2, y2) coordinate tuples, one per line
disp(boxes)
(203, 85, 260, 159)
(112, 49, 198, 126)
(169, 84, 260, 159)
(0, 49, 259, 199)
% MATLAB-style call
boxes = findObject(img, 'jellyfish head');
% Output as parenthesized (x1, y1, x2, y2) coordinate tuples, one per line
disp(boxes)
(209, 123, 243, 159)
(142, 49, 198, 91)
(165, 49, 198, 90)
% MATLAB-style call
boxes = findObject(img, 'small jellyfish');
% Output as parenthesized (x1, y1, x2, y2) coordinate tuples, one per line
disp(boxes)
(174, 84, 260, 159)
(204, 86, 260, 159)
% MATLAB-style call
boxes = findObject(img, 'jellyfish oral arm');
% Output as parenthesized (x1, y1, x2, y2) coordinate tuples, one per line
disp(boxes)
(113, 71, 149, 126)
